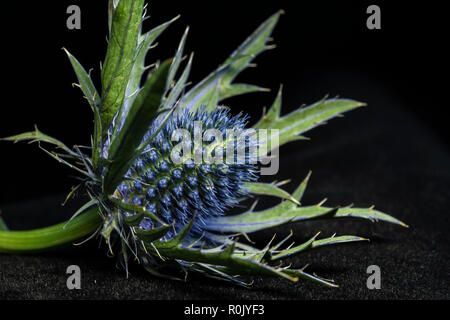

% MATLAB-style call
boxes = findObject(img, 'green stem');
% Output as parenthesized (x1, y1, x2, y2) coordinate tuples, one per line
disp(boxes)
(0, 207, 103, 253)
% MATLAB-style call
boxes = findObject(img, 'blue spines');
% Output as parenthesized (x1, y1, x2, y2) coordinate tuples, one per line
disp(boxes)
(172, 184, 183, 198)
(133, 180, 143, 192)
(161, 193, 172, 206)
(146, 187, 156, 199)
(147, 149, 159, 162)
(144, 170, 156, 182)
(145, 203, 156, 214)
(171, 168, 182, 179)
(178, 199, 189, 210)
(158, 160, 169, 172)
(159, 206, 173, 224)
(184, 159, 195, 171)
(133, 158, 145, 172)
(132, 197, 142, 206)
(158, 177, 169, 189)
(199, 164, 211, 174)
(187, 175, 198, 187)
(217, 164, 229, 175)
(139, 218, 153, 230)
(161, 142, 172, 154)
(187, 189, 200, 203)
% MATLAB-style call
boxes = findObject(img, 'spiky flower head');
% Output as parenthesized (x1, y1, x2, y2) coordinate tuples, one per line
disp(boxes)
(114, 107, 258, 241)
(0, 0, 407, 288)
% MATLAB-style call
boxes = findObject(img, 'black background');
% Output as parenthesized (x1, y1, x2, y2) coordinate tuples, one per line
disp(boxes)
(0, 0, 449, 300)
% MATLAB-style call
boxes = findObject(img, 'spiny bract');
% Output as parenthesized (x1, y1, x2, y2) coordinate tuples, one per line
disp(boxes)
(0, 0, 406, 288)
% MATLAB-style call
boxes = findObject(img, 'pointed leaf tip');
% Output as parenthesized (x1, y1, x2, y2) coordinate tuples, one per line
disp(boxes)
(291, 171, 312, 203)
(180, 10, 281, 111)
(245, 181, 300, 205)
(255, 98, 366, 152)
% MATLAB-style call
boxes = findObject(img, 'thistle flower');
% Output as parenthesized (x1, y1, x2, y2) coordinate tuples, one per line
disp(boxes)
(0, 0, 407, 287)
(114, 107, 259, 241)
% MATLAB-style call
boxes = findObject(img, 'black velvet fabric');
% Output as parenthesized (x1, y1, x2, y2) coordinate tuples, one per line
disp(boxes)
(1, 78, 449, 300)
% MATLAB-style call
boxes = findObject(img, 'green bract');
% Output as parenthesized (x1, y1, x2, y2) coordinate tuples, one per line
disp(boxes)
(0, 0, 406, 288)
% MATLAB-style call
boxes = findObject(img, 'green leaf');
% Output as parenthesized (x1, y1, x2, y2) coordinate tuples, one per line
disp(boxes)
(178, 63, 231, 111)
(123, 211, 144, 226)
(219, 11, 280, 89)
(108, 195, 167, 226)
(148, 241, 298, 282)
(219, 83, 269, 101)
(205, 173, 407, 234)
(167, 27, 189, 91)
(333, 206, 408, 227)
(164, 53, 193, 109)
(199, 233, 343, 287)
(271, 234, 367, 261)
(119, 15, 179, 128)
(206, 203, 406, 234)
(205, 205, 335, 234)
(136, 104, 176, 155)
(291, 170, 311, 203)
(245, 181, 299, 204)
(253, 85, 282, 128)
(206, 240, 338, 287)
(103, 60, 171, 194)
(179, 11, 281, 111)
(135, 224, 172, 243)
(254, 91, 365, 152)
(270, 232, 319, 261)
(185, 262, 251, 287)
(101, 0, 145, 138)
(147, 232, 303, 284)
(310, 234, 368, 249)
(108, 0, 120, 35)
(155, 219, 195, 249)
(63, 48, 101, 110)
(0, 127, 76, 157)
(65, 198, 99, 228)
(203, 81, 221, 112)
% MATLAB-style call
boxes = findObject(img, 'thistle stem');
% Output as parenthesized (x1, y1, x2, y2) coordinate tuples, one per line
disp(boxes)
(0, 207, 102, 253)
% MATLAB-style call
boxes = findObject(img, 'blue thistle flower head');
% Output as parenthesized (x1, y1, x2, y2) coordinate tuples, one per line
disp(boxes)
(110, 107, 259, 242)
